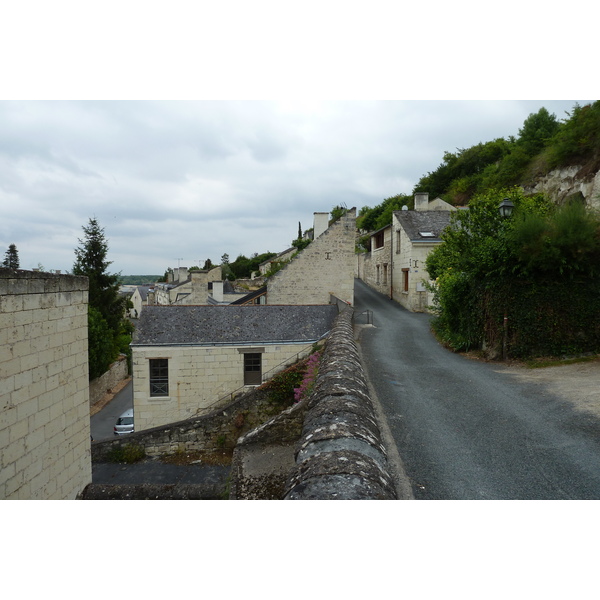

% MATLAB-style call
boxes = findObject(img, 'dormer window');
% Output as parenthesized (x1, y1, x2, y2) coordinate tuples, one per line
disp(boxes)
(419, 231, 435, 238)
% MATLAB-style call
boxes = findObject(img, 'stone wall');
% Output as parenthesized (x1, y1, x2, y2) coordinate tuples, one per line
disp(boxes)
(89, 355, 129, 407)
(230, 307, 397, 500)
(90, 385, 293, 462)
(267, 209, 356, 306)
(0, 269, 92, 499)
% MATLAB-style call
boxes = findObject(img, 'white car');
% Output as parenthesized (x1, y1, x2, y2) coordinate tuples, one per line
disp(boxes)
(114, 409, 134, 435)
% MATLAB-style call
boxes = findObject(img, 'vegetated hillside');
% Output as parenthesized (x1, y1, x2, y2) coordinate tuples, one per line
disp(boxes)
(358, 101, 600, 231)
(119, 275, 161, 285)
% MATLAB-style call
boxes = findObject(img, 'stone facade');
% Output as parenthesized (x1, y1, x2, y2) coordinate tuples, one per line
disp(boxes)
(357, 194, 454, 312)
(267, 208, 356, 306)
(0, 269, 92, 499)
(129, 286, 151, 319)
(133, 341, 316, 430)
(356, 225, 392, 297)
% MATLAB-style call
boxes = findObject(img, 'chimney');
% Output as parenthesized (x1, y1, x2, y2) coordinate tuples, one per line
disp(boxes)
(313, 212, 329, 239)
(212, 280, 224, 303)
(414, 192, 429, 212)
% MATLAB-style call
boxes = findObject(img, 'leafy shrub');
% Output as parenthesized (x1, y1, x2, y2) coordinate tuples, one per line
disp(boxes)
(107, 443, 145, 463)
(427, 187, 600, 359)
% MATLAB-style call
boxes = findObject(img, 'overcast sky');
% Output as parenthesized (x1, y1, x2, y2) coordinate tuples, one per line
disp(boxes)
(1, 99, 591, 275)
(1, 3, 595, 276)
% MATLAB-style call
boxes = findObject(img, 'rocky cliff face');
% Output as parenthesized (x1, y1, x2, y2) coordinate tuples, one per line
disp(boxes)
(523, 166, 600, 209)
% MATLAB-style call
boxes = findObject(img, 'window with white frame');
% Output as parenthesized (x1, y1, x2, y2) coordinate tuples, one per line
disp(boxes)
(149, 358, 169, 397)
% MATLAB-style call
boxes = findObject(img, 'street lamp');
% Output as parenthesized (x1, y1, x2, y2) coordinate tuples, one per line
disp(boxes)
(498, 198, 515, 218)
(498, 198, 515, 360)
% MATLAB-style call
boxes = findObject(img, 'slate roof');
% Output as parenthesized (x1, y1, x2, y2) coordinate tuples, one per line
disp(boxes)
(395, 210, 452, 242)
(132, 304, 338, 346)
(230, 286, 268, 305)
(135, 286, 152, 301)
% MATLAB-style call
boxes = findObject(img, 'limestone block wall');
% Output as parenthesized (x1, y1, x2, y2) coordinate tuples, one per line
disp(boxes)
(133, 341, 315, 431)
(0, 269, 92, 499)
(267, 209, 356, 306)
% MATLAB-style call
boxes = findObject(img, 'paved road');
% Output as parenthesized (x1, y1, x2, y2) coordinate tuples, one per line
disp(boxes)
(90, 381, 133, 441)
(354, 278, 600, 499)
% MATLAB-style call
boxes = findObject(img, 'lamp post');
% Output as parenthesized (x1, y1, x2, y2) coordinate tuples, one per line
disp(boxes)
(498, 198, 514, 360)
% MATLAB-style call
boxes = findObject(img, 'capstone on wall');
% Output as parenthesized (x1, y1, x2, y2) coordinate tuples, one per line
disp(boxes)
(267, 209, 356, 305)
(0, 269, 92, 499)
(132, 342, 314, 431)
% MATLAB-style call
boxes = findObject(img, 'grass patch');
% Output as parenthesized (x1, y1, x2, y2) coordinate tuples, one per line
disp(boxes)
(160, 449, 233, 466)
(524, 354, 600, 369)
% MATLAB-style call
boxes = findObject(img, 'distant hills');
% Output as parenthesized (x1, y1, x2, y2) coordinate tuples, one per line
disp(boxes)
(119, 275, 160, 285)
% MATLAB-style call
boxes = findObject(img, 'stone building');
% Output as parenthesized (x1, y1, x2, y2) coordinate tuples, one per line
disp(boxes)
(357, 193, 455, 312)
(131, 304, 337, 431)
(267, 208, 356, 306)
(0, 269, 92, 499)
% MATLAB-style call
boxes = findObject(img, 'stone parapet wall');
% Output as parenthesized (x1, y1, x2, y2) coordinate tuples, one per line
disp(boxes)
(283, 307, 397, 499)
(1, 269, 92, 499)
(230, 306, 397, 499)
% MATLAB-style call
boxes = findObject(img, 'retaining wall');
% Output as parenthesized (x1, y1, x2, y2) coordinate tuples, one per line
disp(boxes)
(90, 385, 291, 463)
(89, 355, 129, 407)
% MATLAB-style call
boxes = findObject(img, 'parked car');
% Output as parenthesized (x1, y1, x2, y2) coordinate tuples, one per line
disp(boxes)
(114, 409, 134, 435)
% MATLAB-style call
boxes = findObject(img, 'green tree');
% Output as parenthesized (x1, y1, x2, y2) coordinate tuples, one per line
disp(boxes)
(426, 188, 600, 358)
(358, 194, 412, 232)
(87, 307, 115, 379)
(546, 101, 600, 168)
(516, 107, 560, 156)
(2, 243, 20, 269)
(202, 258, 214, 270)
(73, 218, 129, 378)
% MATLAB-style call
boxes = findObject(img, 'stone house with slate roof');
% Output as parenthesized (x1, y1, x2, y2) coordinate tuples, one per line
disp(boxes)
(358, 193, 455, 312)
(131, 304, 338, 431)
(129, 285, 151, 318)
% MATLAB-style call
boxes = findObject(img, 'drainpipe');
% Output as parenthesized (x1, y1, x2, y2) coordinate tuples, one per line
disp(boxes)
(390, 225, 394, 300)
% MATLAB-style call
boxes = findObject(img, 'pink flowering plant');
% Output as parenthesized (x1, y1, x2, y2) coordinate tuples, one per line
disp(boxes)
(294, 351, 321, 403)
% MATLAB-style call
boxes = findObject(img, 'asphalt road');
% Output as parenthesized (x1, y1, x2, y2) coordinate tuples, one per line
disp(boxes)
(354, 278, 600, 499)
(90, 381, 133, 441)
